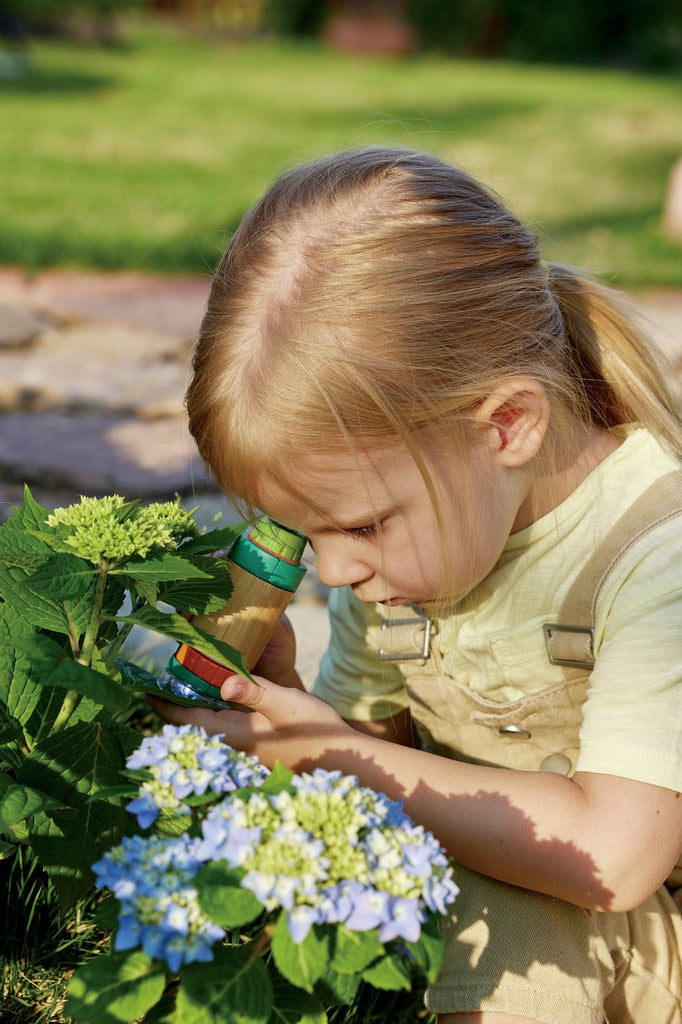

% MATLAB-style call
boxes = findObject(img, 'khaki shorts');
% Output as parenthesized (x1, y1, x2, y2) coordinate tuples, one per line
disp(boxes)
(426, 866, 682, 1023)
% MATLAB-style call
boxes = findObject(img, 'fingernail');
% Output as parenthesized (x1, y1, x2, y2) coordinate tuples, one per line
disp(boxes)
(220, 673, 248, 702)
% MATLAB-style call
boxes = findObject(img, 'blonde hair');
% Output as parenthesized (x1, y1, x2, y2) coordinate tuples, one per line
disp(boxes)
(187, 147, 681, 510)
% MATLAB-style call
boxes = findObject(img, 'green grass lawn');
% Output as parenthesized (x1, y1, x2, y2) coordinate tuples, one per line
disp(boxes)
(1, 16, 681, 286)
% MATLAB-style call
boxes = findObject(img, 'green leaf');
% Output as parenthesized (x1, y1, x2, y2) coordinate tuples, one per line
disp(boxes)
(10, 553, 96, 636)
(109, 607, 249, 678)
(404, 917, 446, 984)
(271, 914, 329, 992)
(0, 549, 48, 570)
(20, 719, 132, 801)
(1, 486, 49, 536)
(22, 685, 71, 746)
(360, 952, 411, 991)
(313, 967, 360, 1007)
(130, 576, 159, 606)
(0, 838, 16, 859)
(20, 485, 51, 527)
(195, 863, 264, 928)
(152, 808, 193, 838)
(177, 943, 273, 1024)
(93, 781, 140, 805)
(157, 556, 233, 616)
(0, 602, 49, 736)
(66, 948, 166, 1024)
(268, 973, 327, 1024)
(142, 992, 177, 1023)
(111, 551, 215, 583)
(0, 496, 52, 603)
(0, 721, 22, 749)
(28, 797, 128, 910)
(179, 523, 245, 556)
(331, 925, 384, 974)
(19, 721, 132, 908)
(0, 739, 25, 776)
(0, 780, 63, 830)
(12, 634, 130, 713)
(94, 893, 121, 931)
(259, 761, 294, 796)
(23, 526, 82, 557)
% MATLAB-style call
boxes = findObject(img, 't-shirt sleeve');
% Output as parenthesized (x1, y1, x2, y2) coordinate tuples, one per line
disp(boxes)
(577, 516, 682, 791)
(312, 586, 409, 722)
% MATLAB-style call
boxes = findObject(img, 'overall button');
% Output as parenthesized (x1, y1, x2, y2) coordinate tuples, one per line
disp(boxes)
(540, 753, 572, 775)
(498, 725, 531, 739)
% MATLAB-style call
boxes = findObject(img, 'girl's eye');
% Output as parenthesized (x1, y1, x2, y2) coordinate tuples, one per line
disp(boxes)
(346, 522, 379, 539)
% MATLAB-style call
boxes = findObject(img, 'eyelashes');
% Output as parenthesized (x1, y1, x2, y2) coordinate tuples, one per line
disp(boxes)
(345, 522, 380, 539)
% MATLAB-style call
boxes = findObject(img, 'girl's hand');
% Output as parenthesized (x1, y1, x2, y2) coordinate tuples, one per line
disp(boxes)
(149, 670, 354, 773)
(251, 613, 301, 688)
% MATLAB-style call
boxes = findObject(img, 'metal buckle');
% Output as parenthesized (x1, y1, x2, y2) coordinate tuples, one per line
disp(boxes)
(543, 623, 594, 669)
(378, 615, 431, 661)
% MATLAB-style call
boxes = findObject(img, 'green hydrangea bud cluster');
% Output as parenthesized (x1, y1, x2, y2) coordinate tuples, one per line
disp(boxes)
(272, 787, 372, 884)
(365, 827, 427, 899)
(46, 495, 198, 565)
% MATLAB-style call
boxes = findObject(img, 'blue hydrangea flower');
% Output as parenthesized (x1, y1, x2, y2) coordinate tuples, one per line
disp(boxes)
(105, 725, 459, 959)
(377, 896, 422, 944)
(195, 800, 262, 867)
(193, 761, 458, 946)
(92, 832, 225, 973)
(125, 723, 269, 829)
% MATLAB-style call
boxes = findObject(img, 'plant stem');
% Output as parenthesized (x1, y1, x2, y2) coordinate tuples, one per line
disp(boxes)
(102, 621, 134, 672)
(79, 562, 109, 668)
(64, 604, 81, 660)
(102, 595, 143, 672)
(49, 691, 80, 735)
(49, 563, 112, 735)
(250, 923, 275, 960)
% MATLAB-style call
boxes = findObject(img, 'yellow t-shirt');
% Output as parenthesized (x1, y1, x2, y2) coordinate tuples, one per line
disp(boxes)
(313, 427, 682, 792)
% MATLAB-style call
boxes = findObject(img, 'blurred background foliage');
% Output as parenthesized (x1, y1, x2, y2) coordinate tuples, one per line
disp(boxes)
(3, 0, 681, 66)
(0, 0, 680, 286)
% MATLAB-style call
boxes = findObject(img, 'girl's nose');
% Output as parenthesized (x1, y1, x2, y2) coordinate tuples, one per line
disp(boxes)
(312, 538, 373, 590)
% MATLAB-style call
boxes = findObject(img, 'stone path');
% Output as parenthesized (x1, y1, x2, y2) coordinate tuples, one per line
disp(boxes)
(1, 266, 680, 684)
(0, 267, 211, 511)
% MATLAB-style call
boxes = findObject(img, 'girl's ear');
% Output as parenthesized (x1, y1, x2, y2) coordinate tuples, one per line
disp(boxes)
(475, 379, 550, 467)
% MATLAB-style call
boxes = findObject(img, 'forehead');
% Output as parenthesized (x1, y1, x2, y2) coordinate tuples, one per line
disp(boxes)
(254, 442, 424, 528)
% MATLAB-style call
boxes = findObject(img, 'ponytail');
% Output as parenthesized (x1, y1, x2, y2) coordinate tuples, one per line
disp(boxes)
(547, 264, 682, 454)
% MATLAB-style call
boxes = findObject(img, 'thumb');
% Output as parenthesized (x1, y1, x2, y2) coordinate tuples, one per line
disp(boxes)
(219, 670, 269, 711)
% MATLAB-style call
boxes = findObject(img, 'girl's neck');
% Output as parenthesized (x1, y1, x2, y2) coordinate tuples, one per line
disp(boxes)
(515, 424, 623, 531)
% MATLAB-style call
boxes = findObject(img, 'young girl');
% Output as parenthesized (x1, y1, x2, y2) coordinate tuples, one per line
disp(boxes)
(157, 147, 682, 1023)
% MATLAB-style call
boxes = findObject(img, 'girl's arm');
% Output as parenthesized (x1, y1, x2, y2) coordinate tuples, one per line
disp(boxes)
(346, 708, 416, 746)
(151, 673, 682, 915)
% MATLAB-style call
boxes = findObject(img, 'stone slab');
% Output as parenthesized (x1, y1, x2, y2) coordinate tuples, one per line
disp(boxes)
(0, 411, 205, 498)
(0, 301, 55, 349)
(0, 322, 192, 415)
(21, 269, 212, 340)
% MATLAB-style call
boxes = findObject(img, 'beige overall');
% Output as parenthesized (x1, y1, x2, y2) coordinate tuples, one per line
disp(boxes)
(376, 471, 682, 1022)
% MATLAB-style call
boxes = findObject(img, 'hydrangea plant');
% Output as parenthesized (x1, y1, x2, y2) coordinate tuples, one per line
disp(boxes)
(65, 725, 458, 1024)
(0, 488, 251, 910)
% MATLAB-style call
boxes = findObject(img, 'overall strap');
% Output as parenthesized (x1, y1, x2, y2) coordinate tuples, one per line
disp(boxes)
(544, 470, 682, 670)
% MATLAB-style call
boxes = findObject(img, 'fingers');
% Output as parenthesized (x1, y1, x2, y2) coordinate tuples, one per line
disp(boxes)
(147, 693, 226, 733)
